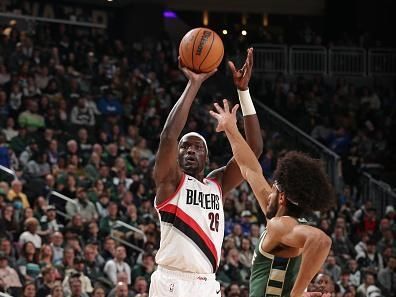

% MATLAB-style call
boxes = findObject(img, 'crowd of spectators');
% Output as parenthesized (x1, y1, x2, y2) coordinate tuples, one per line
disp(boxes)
(0, 19, 395, 297)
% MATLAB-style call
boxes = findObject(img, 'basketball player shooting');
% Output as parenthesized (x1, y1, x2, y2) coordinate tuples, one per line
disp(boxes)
(149, 48, 262, 297)
(209, 100, 335, 297)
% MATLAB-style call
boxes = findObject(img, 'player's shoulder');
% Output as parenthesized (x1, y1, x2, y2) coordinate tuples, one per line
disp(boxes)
(267, 216, 298, 234)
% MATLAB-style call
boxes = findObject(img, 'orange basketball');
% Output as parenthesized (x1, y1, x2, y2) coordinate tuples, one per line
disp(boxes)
(179, 28, 224, 73)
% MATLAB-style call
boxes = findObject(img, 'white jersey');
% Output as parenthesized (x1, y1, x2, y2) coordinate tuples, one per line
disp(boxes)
(155, 173, 224, 274)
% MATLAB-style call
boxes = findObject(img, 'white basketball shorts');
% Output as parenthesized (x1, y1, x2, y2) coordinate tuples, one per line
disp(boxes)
(149, 266, 221, 297)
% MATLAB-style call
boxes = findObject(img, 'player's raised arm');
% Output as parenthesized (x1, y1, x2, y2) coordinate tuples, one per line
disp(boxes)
(153, 61, 216, 206)
(209, 100, 271, 214)
(207, 48, 263, 195)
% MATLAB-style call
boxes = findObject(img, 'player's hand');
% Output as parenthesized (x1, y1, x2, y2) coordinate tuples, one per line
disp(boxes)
(178, 57, 217, 84)
(209, 99, 239, 132)
(228, 47, 253, 91)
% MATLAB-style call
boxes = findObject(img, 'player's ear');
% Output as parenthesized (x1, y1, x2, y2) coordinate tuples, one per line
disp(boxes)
(278, 193, 287, 206)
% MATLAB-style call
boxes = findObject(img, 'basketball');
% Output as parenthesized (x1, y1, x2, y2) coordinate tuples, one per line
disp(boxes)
(179, 28, 224, 73)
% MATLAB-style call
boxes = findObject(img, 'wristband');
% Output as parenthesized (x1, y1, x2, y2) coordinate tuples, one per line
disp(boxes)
(237, 88, 256, 116)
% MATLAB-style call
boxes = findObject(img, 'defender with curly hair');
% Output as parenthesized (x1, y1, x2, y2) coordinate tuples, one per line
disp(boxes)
(210, 100, 336, 297)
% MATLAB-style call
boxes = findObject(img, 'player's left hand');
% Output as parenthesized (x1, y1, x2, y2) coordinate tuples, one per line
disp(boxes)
(228, 47, 253, 91)
(209, 99, 239, 132)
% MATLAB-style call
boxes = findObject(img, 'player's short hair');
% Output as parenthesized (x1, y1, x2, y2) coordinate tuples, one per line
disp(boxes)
(273, 151, 335, 215)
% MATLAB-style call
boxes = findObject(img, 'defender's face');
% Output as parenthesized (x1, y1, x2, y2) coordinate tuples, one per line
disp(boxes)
(178, 136, 207, 176)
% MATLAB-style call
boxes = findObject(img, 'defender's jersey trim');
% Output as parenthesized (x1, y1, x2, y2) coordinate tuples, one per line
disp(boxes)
(156, 174, 186, 209)
(206, 178, 222, 197)
(159, 204, 218, 272)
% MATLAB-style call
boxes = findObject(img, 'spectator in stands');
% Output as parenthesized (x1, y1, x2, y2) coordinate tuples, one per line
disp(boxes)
(91, 287, 106, 297)
(132, 276, 148, 296)
(332, 225, 356, 262)
(66, 274, 89, 297)
(347, 259, 362, 287)
(50, 231, 64, 265)
(22, 282, 37, 297)
(104, 245, 131, 285)
(62, 257, 93, 296)
(36, 265, 57, 297)
(324, 254, 342, 282)
(131, 252, 155, 285)
(357, 240, 384, 274)
(313, 273, 336, 296)
(66, 187, 97, 223)
(18, 100, 45, 132)
(19, 217, 42, 248)
(356, 272, 376, 297)
(16, 241, 39, 282)
(99, 201, 119, 236)
(49, 285, 64, 297)
(7, 179, 30, 208)
(0, 252, 22, 291)
(377, 255, 396, 296)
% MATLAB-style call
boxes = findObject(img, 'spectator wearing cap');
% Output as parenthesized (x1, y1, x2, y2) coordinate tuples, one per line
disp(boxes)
(104, 245, 131, 286)
(66, 187, 97, 223)
(62, 257, 93, 296)
(7, 179, 30, 208)
(40, 205, 63, 236)
(19, 217, 42, 248)
(0, 251, 22, 293)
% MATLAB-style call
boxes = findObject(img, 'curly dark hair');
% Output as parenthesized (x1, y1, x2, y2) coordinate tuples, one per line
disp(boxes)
(273, 151, 335, 215)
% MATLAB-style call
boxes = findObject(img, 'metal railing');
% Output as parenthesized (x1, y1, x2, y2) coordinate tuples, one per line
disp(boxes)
(253, 44, 288, 74)
(289, 46, 327, 75)
(254, 101, 343, 194)
(111, 220, 146, 253)
(360, 172, 396, 217)
(329, 47, 366, 76)
(368, 48, 396, 76)
(252, 44, 396, 76)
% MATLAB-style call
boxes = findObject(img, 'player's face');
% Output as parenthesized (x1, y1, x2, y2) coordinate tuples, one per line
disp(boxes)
(266, 185, 280, 219)
(178, 136, 207, 176)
